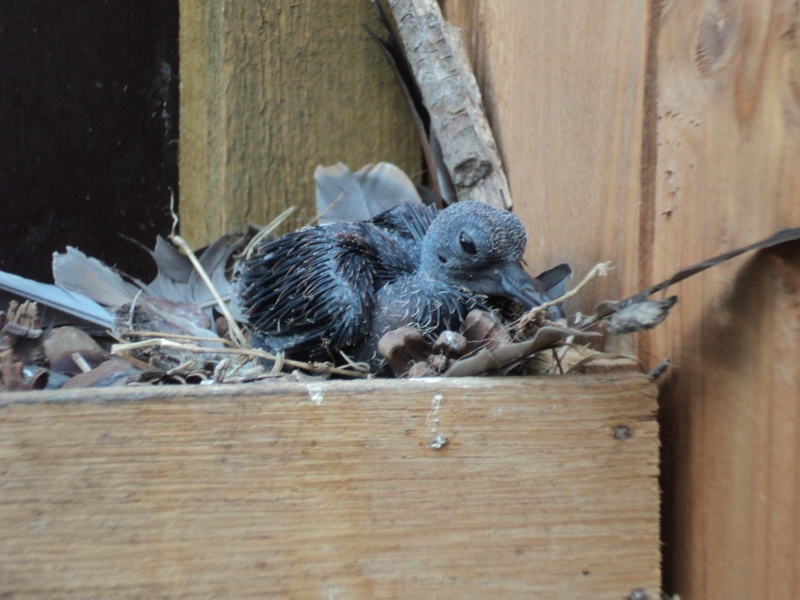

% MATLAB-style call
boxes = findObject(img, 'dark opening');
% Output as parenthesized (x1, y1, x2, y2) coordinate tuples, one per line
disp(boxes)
(0, 0, 179, 283)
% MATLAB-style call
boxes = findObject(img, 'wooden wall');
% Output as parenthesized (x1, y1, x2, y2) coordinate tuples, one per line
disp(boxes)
(652, 1, 800, 597)
(442, 1, 650, 324)
(178, 0, 799, 596)
(443, 1, 800, 598)
(179, 0, 421, 247)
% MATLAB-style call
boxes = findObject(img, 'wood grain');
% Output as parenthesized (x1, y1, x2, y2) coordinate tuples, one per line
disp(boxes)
(178, 0, 420, 247)
(443, 3, 800, 597)
(441, 1, 651, 329)
(652, 1, 800, 598)
(0, 373, 659, 599)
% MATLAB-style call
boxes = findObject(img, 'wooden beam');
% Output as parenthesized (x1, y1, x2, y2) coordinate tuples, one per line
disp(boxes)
(0, 373, 660, 598)
(178, 1, 421, 247)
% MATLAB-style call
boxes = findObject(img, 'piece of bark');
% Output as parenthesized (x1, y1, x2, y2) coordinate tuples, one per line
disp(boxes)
(365, 1, 452, 204)
(388, 0, 512, 209)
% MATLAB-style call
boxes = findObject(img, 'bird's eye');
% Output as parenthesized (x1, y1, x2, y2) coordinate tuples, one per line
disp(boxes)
(459, 232, 477, 254)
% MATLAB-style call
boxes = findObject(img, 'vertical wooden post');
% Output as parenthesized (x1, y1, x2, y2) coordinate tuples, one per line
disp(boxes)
(178, 1, 420, 247)
(652, 1, 800, 597)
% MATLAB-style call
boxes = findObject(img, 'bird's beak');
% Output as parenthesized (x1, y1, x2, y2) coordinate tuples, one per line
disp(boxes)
(472, 261, 550, 310)
(497, 262, 551, 309)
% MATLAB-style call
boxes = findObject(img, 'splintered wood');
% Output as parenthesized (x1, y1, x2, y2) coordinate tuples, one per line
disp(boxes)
(0, 373, 659, 599)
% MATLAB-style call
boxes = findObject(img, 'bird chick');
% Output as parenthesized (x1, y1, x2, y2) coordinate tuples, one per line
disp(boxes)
(238, 200, 563, 373)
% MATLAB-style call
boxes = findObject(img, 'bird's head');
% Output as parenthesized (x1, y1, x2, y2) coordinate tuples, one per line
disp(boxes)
(420, 200, 549, 309)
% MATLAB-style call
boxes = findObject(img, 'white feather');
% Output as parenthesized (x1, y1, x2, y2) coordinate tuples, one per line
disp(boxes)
(52, 247, 140, 309)
(0, 269, 113, 329)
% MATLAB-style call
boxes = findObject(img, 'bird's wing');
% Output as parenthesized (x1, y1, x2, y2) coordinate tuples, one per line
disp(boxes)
(370, 202, 439, 243)
(238, 223, 383, 360)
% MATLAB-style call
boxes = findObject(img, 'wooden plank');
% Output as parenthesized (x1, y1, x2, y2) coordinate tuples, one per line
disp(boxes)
(441, 4, 800, 597)
(651, 1, 800, 598)
(441, 1, 651, 331)
(178, 1, 421, 247)
(0, 373, 660, 599)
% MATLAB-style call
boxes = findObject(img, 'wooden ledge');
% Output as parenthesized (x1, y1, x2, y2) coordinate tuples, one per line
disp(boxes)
(1, 373, 659, 598)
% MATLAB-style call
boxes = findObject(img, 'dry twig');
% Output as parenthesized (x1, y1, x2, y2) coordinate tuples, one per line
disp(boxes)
(111, 338, 370, 379)
(242, 206, 298, 260)
(118, 330, 239, 348)
(305, 190, 346, 228)
(514, 262, 612, 335)
(169, 234, 248, 348)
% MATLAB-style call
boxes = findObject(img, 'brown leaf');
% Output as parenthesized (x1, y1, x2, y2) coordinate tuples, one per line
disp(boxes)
(45, 326, 104, 356)
(445, 326, 600, 377)
(62, 359, 146, 389)
(407, 360, 437, 378)
(1, 301, 46, 367)
(49, 351, 111, 377)
(378, 326, 432, 376)
(460, 309, 510, 352)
